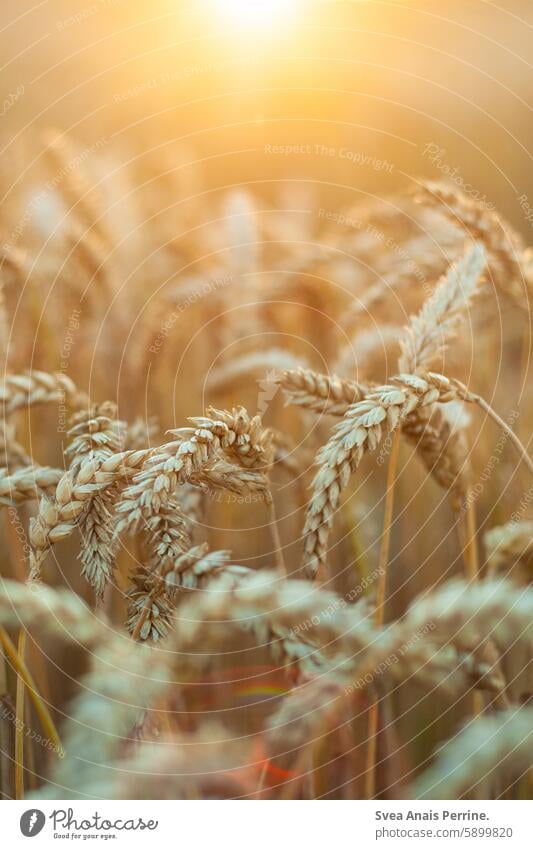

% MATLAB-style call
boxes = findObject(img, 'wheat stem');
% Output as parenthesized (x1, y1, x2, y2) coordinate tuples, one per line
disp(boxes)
(268, 494, 286, 576)
(0, 628, 62, 758)
(455, 382, 533, 477)
(14, 630, 26, 800)
(365, 424, 402, 799)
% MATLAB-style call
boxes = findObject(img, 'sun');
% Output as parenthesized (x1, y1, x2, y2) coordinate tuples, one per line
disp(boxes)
(212, 0, 299, 32)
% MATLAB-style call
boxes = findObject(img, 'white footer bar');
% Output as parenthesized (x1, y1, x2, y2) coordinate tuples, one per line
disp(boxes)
(3, 800, 530, 847)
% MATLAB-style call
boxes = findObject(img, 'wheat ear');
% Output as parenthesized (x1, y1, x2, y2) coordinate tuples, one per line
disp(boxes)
(303, 372, 460, 579)
(416, 182, 531, 309)
(280, 368, 370, 416)
(411, 707, 533, 799)
(0, 371, 88, 416)
(484, 521, 533, 578)
(116, 406, 272, 529)
(29, 448, 150, 580)
(398, 243, 486, 374)
(0, 466, 64, 506)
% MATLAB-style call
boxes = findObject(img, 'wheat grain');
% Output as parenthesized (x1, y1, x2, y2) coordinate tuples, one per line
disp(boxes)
(0, 465, 63, 506)
(116, 406, 272, 531)
(398, 243, 486, 374)
(29, 448, 150, 580)
(280, 368, 370, 416)
(0, 371, 88, 416)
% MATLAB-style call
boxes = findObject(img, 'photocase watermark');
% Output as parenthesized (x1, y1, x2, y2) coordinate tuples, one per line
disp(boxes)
(421, 143, 494, 210)
(265, 143, 394, 172)
(58, 308, 82, 433)
(113, 61, 232, 103)
(344, 621, 437, 694)
(517, 193, 533, 231)
(459, 408, 519, 514)
(20, 807, 159, 838)
(509, 481, 533, 527)
(1, 701, 65, 759)
(318, 208, 428, 286)
(20, 809, 46, 837)
(208, 489, 266, 506)
(256, 369, 281, 418)
(56, 0, 122, 30)
(290, 565, 385, 640)
(2, 137, 108, 250)
(149, 273, 232, 354)
(0, 84, 24, 118)
(7, 506, 32, 563)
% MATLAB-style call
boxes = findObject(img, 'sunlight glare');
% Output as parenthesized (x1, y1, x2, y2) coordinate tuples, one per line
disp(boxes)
(213, 0, 299, 32)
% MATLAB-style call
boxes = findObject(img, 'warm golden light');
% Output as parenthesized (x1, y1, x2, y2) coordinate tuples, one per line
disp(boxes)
(213, 0, 299, 32)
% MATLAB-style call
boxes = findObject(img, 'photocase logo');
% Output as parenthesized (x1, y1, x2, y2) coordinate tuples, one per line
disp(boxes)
(20, 810, 46, 838)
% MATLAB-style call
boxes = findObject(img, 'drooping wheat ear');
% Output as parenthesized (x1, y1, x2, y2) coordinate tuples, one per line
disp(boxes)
(65, 401, 121, 473)
(359, 579, 533, 683)
(128, 545, 325, 674)
(176, 483, 207, 540)
(415, 182, 531, 308)
(0, 420, 33, 468)
(125, 499, 191, 642)
(116, 406, 272, 530)
(402, 403, 470, 506)
(64, 402, 124, 602)
(189, 459, 271, 500)
(411, 707, 533, 799)
(398, 243, 486, 374)
(169, 569, 500, 694)
(0, 371, 88, 416)
(280, 368, 370, 416)
(0, 578, 106, 647)
(207, 348, 306, 395)
(126, 566, 177, 643)
(123, 461, 271, 640)
(28, 448, 150, 580)
(126, 543, 233, 642)
(126, 538, 329, 674)
(484, 521, 533, 579)
(0, 466, 64, 506)
(303, 372, 461, 579)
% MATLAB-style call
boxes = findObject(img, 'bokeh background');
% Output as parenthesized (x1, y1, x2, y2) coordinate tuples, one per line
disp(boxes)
(2, 0, 533, 225)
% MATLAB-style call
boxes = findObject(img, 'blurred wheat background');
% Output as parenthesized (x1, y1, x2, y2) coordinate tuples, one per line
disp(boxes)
(0, 0, 532, 801)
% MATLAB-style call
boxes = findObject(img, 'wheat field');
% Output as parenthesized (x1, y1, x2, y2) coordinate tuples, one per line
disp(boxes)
(0, 0, 532, 804)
